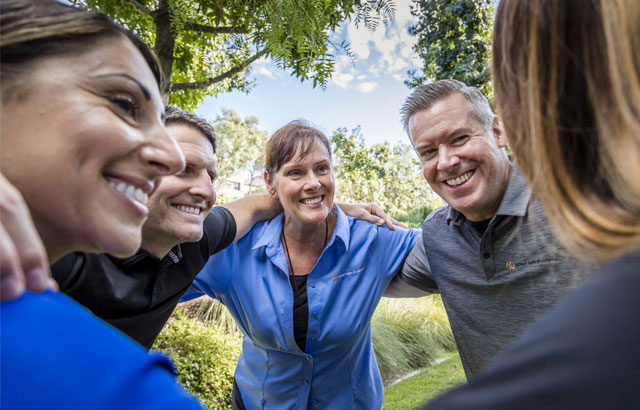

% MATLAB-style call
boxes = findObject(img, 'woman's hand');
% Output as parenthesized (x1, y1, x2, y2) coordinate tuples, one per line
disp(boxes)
(0, 173, 56, 300)
(338, 203, 407, 230)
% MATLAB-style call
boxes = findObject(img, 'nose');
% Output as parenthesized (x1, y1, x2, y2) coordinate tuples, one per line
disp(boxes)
(436, 146, 461, 172)
(189, 171, 216, 207)
(140, 125, 186, 177)
(303, 173, 321, 191)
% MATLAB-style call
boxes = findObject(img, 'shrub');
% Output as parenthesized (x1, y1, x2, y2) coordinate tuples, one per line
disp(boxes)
(152, 308, 241, 409)
(372, 296, 456, 384)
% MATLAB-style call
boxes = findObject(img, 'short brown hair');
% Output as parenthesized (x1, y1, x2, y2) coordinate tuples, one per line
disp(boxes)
(265, 120, 332, 174)
(1, 0, 162, 101)
(165, 105, 216, 153)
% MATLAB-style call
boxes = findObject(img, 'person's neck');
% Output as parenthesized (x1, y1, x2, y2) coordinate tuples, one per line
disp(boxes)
(141, 237, 174, 259)
(282, 216, 329, 250)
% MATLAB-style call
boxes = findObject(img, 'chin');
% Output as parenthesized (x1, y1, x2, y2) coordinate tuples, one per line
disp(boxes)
(97, 230, 143, 258)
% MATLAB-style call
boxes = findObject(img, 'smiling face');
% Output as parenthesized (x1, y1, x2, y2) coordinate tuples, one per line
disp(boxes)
(266, 141, 335, 226)
(0, 35, 185, 260)
(409, 93, 511, 221)
(141, 123, 217, 257)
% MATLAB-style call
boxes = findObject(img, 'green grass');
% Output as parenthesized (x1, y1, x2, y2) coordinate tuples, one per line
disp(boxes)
(382, 354, 466, 409)
(372, 296, 456, 384)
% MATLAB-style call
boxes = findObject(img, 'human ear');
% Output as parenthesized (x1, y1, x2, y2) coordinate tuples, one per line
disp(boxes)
(492, 116, 508, 148)
(264, 170, 276, 196)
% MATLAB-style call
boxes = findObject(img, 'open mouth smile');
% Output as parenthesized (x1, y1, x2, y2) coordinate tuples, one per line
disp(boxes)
(106, 177, 150, 206)
(444, 170, 475, 187)
(300, 195, 323, 205)
(172, 204, 203, 216)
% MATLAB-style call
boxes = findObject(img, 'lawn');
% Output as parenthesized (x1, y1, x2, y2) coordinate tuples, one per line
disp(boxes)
(382, 354, 466, 409)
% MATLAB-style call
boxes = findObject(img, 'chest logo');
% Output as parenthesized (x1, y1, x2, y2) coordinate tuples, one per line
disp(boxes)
(506, 261, 516, 270)
(331, 274, 339, 281)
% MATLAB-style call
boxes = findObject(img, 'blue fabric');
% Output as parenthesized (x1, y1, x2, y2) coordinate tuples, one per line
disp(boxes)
(184, 207, 419, 409)
(1, 290, 203, 410)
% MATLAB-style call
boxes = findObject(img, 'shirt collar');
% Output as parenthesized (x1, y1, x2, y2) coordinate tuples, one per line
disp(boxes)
(446, 164, 532, 225)
(115, 244, 183, 267)
(252, 205, 351, 251)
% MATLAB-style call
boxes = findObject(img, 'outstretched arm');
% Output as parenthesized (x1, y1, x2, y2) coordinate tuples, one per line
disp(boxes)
(221, 194, 281, 242)
(338, 202, 406, 230)
(0, 173, 57, 300)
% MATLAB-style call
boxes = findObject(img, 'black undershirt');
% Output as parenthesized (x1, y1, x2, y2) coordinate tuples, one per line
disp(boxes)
(469, 218, 491, 236)
(290, 274, 310, 351)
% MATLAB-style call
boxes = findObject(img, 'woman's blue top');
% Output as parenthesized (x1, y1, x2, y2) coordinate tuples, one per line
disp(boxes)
(184, 207, 419, 409)
(1, 290, 203, 409)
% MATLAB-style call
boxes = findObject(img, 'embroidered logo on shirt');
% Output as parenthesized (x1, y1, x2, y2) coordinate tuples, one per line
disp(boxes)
(506, 261, 516, 270)
(331, 267, 364, 281)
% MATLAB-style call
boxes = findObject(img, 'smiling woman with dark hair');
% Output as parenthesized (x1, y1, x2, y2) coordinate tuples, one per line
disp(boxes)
(0, 0, 206, 408)
(185, 120, 419, 409)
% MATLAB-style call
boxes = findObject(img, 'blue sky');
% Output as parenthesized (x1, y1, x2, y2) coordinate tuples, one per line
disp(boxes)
(196, 1, 421, 147)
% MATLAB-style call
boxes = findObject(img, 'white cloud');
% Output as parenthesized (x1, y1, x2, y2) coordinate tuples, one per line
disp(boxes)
(256, 66, 276, 79)
(356, 81, 378, 93)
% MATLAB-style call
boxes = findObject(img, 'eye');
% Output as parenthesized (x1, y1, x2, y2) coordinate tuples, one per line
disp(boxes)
(287, 169, 302, 177)
(420, 148, 437, 161)
(110, 94, 139, 119)
(452, 135, 469, 145)
(179, 166, 193, 176)
(316, 165, 329, 173)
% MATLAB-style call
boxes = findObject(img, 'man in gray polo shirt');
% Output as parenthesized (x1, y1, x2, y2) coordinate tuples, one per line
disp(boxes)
(386, 79, 596, 378)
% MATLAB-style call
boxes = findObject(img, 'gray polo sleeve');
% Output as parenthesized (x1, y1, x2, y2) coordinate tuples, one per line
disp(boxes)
(385, 235, 439, 297)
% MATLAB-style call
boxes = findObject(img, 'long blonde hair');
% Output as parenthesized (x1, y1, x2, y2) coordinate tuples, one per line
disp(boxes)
(492, 0, 640, 262)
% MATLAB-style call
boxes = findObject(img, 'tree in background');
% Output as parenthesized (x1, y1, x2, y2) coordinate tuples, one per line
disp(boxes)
(74, 0, 396, 109)
(213, 109, 269, 195)
(331, 127, 441, 224)
(406, 0, 494, 98)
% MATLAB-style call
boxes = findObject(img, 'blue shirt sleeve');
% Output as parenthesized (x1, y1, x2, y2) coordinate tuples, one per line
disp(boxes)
(1, 291, 204, 410)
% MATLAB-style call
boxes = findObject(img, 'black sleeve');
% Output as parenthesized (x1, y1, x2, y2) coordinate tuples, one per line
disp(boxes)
(51, 252, 85, 290)
(423, 250, 640, 410)
(201, 206, 237, 257)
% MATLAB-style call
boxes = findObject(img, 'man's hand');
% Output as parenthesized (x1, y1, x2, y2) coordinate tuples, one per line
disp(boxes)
(338, 203, 406, 230)
(0, 173, 56, 300)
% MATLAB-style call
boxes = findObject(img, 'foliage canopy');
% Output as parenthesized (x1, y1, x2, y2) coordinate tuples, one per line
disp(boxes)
(75, 0, 396, 110)
(406, 0, 494, 98)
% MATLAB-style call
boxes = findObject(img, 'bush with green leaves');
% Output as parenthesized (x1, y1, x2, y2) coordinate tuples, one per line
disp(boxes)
(372, 296, 456, 384)
(152, 308, 241, 409)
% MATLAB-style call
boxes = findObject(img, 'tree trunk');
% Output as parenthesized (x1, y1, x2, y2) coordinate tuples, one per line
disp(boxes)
(153, 0, 176, 101)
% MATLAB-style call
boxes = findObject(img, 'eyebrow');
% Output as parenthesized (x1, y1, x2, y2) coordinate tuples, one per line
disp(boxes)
(92, 73, 151, 100)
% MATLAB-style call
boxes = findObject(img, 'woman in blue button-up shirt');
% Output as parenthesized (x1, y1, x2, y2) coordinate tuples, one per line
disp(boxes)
(186, 121, 419, 409)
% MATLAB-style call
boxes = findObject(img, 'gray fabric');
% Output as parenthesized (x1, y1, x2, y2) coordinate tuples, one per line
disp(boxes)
(388, 166, 598, 378)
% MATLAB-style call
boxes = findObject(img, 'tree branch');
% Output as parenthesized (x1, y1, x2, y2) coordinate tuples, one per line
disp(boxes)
(122, 0, 153, 16)
(183, 22, 249, 34)
(171, 49, 269, 91)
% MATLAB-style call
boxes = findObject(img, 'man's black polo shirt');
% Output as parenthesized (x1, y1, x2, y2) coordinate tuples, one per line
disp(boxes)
(51, 206, 236, 349)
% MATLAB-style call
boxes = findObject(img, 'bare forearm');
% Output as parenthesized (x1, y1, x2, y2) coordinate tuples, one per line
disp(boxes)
(221, 194, 282, 241)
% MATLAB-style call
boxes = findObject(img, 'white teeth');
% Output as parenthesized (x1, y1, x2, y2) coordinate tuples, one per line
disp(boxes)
(109, 179, 148, 205)
(302, 197, 322, 205)
(446, 171, 473, 186)
(174, 205, 201, 215)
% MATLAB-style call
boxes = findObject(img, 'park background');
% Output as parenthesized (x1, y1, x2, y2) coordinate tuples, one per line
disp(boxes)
(73, 0, 495, 407)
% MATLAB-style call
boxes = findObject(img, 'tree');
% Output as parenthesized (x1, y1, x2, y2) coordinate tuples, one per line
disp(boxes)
(331, 127, 440, 219)
(212, 109, 269, 195)
(74, 0, 396, 109)
(406, 0, 494, 98)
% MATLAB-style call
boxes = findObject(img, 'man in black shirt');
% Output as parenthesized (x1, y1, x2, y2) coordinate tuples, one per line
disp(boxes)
(52, 106, 396, 349)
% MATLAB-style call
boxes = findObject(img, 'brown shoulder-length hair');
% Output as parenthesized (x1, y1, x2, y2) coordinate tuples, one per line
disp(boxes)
(492, 0, 640, 262)
(265, 120, 332, 175)
(1, 0, 162, 100)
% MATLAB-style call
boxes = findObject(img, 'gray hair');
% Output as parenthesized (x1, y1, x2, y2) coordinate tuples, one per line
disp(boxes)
(400, 79, 494, 134)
